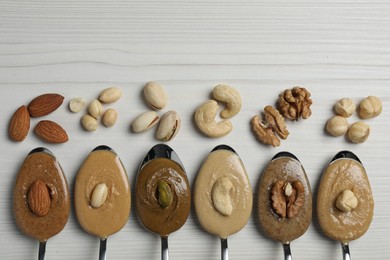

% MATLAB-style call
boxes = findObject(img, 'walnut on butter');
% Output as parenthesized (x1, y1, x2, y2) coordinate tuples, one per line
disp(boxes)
(271, 180, 304, 218)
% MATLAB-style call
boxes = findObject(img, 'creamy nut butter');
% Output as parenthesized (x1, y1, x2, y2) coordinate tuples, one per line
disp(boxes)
(75, 148, 130, 239)
(194, 148, 252, 239)
(136, 157, 190, 238)
(258, 154, 312, 244)
(317, 155, 374, 244)
(14, 148, 70, 242)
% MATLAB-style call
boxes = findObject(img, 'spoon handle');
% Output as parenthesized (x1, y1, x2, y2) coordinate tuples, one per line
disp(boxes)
(99, 238, 107, 260)
(221, 238, 229, 260)
(161, 236, 169, 260)
(342, 243, 351, 260)
(38, 241, 46, 260)
(283, 243, 292, 260)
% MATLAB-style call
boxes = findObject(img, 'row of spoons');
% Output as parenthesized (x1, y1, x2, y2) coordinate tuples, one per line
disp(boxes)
(13, 144, 374, 260)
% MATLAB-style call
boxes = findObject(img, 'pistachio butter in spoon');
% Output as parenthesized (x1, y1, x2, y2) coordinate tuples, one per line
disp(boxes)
(194, 145, 253, 260)
(14, 147, 70, 260)
(258, 152, 312, 260)
(74, 145, 131, 260)
(317, 151, 374, 260)
(136, 144, 191, 260)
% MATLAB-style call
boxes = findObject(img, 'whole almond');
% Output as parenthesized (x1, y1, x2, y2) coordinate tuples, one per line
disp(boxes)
(28, 93, 64, 117)
(91, 183, 108, 208)
(27, 180, 51, 217)
(34, 120, 69, 143)
(9, 105, 30, 142)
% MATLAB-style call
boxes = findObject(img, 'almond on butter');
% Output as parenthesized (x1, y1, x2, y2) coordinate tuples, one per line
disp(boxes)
(28, 93, 64, 117)
(27, 180, 51, 217)
(9, 105, 30, 142)
(34, 120, 69, 143)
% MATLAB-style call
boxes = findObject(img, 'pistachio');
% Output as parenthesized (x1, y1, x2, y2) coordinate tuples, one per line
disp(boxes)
(99, 87, 122, 103)
(88, 99, 104, 119)
(157, 180, 173, 208)
(156, 110, 181, 142)
(91, 183, 108, 208)
(131, 111, 160, 132)
(144, 81, 168, 110)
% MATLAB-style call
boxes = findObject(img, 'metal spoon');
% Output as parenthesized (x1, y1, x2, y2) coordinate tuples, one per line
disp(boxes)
(92, 145, 115, 260)
(211, 145, 236, 260)
(258, 151, 312, 260)
(138, 144, 186, 260)
(26, 148, 65, 260)
(329, 150, 362, 260)
(271, 152, 299, 260)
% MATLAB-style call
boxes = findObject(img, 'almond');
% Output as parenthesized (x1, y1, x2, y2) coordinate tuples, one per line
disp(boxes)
(28, 93, 64, 117)
(9, 105, 30, 142)
(27, 180, 51, 217)
(34, 120, 69, 143)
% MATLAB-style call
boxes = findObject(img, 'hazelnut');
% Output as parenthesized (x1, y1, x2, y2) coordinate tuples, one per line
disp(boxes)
(347, 121, 370, 143)
(335, 189, 358, 212)
(326, 116, 348, 137)
(334, 98, 356, 118)
(359, 96, 382, 119)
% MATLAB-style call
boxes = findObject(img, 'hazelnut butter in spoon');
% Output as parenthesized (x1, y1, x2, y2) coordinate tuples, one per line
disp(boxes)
(14, 147, 70, 260)
(317, 151, 374, 260)
(136, 144, 191, 260)
(74, 145, 131, 260)
(258, 152, 312, 260)
(194, 145, 252, 260)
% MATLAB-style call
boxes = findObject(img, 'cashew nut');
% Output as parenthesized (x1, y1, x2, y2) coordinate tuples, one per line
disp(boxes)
(194, 100, 233, 137)
(212, 84, 242, 119)
(212, 177, 234, 216)
(335, 189, 358, 212)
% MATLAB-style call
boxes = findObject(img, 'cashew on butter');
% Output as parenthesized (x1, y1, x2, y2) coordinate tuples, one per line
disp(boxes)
(194, 148, 252, 239)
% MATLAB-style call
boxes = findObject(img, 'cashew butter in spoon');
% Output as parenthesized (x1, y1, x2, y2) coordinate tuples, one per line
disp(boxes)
(194, 145, 252, 239)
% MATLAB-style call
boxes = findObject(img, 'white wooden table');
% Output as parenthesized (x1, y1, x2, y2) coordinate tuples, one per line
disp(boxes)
(1, 1, 389, 259)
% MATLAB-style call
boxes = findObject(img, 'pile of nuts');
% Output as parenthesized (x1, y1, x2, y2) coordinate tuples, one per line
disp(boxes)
(194, 84, 242, 138)
(131, 82, 181, 142)
(9, 93, 69, 143)
(325, 96, 382, 143)
(70, 87, 121, 131)
(251, 87, 313, 147)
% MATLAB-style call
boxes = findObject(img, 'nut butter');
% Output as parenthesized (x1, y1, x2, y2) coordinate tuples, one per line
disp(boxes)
(317, 151, 374, 244)
(194, 146, 252, 239)
(136, 157, 190, 237)
(75, 146, 130, 239)
(13, 147, 70, 242)
(258, 152, 312, 244)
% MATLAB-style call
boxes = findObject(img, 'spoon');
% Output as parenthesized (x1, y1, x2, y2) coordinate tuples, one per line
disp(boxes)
(213, 145, 235, 260)
(74, 145, 131, 260)
(317, 151, 374, 260)
(258, 151, 312, 260)
(14, 147, 70, 260)
(136, 144, 190, 260)
(194, 144, 252, 260)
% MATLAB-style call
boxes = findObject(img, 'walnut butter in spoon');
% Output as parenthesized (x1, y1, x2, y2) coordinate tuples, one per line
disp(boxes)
(258, 152, 312, 259)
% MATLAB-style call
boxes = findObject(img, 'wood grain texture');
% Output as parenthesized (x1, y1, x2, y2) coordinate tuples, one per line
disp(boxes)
(0, 0, 389, 259)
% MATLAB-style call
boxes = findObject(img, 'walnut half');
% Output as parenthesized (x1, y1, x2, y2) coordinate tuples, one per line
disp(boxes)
(278, 87, 313, 120)
(251, 106, 289, 147)
(271, 180, 304, 218)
